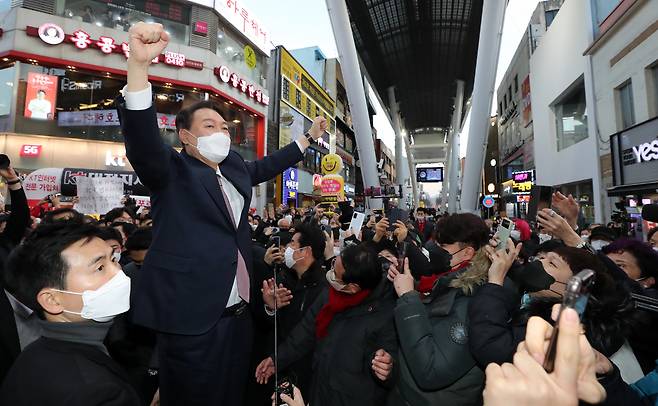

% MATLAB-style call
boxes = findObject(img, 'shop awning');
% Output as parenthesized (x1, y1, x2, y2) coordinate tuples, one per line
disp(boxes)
(607, 182, 658, 197)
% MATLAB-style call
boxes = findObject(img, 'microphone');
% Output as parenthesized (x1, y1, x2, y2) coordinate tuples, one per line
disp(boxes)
(642, 204, 658, 223)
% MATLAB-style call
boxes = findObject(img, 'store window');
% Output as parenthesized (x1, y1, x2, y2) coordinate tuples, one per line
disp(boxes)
(552, 79, 588, 151)
(208, 95, 259, 161)
(647, 63, 658, 119)
(217, 27, 266, 86)
(616, 80, 635, 130)
(0, 64, 15, 132)
(345, 134, 354, 153)
(15, 63, 207, 145)
(56, 0, 190, 45)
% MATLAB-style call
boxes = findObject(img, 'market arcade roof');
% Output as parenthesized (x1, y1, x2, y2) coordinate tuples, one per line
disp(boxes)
(346, 0, 483, 131)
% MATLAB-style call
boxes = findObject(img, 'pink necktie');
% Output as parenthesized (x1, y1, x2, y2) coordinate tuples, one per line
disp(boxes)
(218, 178, 250, 303)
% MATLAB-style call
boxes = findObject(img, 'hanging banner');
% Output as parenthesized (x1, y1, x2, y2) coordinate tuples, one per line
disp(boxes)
(22, 167, 63, 206)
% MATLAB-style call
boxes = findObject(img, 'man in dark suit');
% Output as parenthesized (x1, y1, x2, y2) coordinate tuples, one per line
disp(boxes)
(0, 222, 140, 405)
(118, 22, 328, 406)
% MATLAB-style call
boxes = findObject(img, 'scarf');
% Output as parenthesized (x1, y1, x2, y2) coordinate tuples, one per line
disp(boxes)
(315, 288, 371, 339)
(418, 260, 471, 295)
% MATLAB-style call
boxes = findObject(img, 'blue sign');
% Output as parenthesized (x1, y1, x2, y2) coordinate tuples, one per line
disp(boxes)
(482, 195, 495, 209)
(282, 167, 298, 205)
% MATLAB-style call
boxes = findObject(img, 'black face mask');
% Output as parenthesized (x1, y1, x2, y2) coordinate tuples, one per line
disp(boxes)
(508, 260, 556, 292)
(427, 245, 453, 275)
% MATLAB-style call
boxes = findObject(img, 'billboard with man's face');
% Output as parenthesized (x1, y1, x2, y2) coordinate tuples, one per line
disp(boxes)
(24, 72, 58, 120)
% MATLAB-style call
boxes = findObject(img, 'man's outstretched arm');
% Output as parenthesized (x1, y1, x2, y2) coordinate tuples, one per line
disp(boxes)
(118, 22, 173, 191)
(245, 116, 328, 185)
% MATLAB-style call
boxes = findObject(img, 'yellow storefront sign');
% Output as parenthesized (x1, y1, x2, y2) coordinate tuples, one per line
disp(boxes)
(279, 47, 336, 136)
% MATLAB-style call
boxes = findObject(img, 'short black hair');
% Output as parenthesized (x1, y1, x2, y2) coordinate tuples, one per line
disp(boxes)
(340, 244, 382, 290)
(125, 227, 152, 252)
(42, 208, 83, 224)
(416, 207, 426, 214)
(175, 100, 224, 134)
(111, 221, 137, 239)
(294, 223, 325, 262)
(435, 213, 489, 250)
(97, 227, 123, 246)
(37, 89, 46, 95)
(104, 207, 134, 224)
(4, 223, 102, 318)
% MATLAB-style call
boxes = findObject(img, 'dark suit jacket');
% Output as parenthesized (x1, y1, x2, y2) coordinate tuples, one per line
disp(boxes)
(0, 337, 141, 406)
(117, 100, 303, 335)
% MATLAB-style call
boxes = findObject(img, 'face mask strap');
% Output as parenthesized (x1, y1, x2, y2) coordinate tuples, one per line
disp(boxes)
(50, 288, 82, 296)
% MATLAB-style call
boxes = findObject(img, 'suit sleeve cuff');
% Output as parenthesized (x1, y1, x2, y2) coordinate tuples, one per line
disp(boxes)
(295, 139, 306, 154)
(121, 83, 153, 110)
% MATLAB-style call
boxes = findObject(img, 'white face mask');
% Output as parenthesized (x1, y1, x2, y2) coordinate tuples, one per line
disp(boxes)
(52, 271, 131, 322)
(510, 230, 521, 240)
(251, 223, 258, 231)
(333, 247, 341, 257)
(320, 218, 329, 226)
(590, 240, 610, 251)
(326, 269, 347, 292)
(189, 130, 231, 163)
(284, 246, 304, 268)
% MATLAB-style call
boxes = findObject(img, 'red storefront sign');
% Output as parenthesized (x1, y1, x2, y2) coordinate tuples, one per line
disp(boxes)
(20, 144, 42, 157)
(193, 21, 208, 36)
(213, 65, 269, 106)
(27, 24, 204, 70)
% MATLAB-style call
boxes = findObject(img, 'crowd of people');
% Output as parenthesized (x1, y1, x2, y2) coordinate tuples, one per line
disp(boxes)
(1, 157, 657, 405)
(1, 22, 657, 406)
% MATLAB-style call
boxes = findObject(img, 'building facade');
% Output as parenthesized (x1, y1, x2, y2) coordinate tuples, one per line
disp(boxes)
(587, 0, 658, 226)
(529, 0, 603, 224)
(0, 0, 272, 210)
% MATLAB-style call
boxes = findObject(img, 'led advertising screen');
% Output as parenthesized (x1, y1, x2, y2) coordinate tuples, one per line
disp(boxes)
(416, 167, 443, 183)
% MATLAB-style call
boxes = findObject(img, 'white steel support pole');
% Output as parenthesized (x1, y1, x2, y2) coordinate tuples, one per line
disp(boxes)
(326, 0, 382, 209)
(388, 87, 405, 186)
(440, 140, 451, 211)
(460, 0, 507, 213)
(402, 125, 419, 207)
(448, 80, 465, 213)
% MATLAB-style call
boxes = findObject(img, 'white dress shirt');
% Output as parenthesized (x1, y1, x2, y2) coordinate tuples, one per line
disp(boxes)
(123, 83, 306, 308)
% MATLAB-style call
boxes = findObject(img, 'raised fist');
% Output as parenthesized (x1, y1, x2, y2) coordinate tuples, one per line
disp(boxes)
(128, 22, 169, 66)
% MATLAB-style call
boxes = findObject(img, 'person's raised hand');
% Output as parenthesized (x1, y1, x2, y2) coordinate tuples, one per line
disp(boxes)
(0, 165, 18, 182)
(484, 307, 606, 406)
(537, 209, 581, 247)
(373, 216, 389, 242)
(264, 245, 282, 266)
(272, 385, 305, 406)
(261, 278, 292, 310)
(485, 239, 522, 286)
(394, 220, 408, 243)
(255, 357, 275, 385)
(551, 192, 579, 229)
(128, 22, 169, 66)
(386, 260, 401, 282)
(372, 349, 393, 381)
(393, 258, 414, 297)
(308, 116, 328, 140)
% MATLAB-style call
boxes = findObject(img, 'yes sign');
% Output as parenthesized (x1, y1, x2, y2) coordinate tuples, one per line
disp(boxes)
(632, 140, 658, 164)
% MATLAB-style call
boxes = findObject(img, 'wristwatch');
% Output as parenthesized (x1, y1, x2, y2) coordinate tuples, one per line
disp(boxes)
(305, 132, 315, 144)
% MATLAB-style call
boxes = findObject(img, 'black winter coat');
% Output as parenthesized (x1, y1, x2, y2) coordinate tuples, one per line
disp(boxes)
(0, 337, 141, 405)
(277, 277, 398, 406)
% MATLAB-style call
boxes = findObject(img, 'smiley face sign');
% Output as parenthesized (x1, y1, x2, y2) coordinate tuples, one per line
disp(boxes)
(321, 154, 343, 175)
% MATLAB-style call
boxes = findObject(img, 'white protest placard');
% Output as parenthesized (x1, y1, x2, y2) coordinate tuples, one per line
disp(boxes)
(75, 177, 124, 215)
